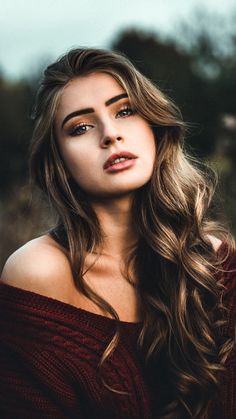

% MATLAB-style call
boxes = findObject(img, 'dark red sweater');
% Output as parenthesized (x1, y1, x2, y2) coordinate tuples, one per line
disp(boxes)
(0, 242, 235, 419)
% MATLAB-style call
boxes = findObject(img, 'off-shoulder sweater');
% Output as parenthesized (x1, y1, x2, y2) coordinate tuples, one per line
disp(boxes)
(0, 242, 235, 419)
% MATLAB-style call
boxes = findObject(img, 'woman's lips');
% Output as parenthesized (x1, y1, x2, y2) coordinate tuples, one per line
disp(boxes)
(103, 151, 138, 170)
(104, 158, 137, 173)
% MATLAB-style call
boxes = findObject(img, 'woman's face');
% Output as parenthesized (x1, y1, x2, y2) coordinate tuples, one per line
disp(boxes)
(55, 72, 156, 199)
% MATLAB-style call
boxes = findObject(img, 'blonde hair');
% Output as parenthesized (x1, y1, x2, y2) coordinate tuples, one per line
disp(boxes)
(30, 47, 235, 418)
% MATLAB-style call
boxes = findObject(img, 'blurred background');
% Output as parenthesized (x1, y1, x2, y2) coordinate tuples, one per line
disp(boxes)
(1, 0, 236, 270)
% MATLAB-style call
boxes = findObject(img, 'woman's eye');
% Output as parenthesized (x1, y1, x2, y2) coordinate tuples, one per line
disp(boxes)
(69, 123, 92, 136)
(116, 106, 134, 118)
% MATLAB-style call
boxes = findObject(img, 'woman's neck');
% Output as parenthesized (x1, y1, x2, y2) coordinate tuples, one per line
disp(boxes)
(90, 195, 137, 259)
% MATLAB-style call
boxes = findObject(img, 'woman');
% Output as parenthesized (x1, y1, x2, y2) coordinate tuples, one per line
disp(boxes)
(0, 48, 235, 419)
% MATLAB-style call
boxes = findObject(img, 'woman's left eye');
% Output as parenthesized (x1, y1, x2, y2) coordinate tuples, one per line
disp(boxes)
(116, 106, 134, 118)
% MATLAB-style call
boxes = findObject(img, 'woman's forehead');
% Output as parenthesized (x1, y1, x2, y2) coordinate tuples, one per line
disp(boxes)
(57, 73, 127, 113)
(65, 72, 125, 99)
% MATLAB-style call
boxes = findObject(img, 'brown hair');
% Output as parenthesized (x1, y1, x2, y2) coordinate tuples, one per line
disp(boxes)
(30, 47, 235, 418)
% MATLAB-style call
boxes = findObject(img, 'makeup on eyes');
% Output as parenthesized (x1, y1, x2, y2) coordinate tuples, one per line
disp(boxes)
(60, 93, 129, 129)
(65, 118, 94, 136)
(63, 100, 135, 136)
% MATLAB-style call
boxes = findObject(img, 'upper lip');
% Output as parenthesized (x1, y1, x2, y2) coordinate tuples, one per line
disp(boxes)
(103, 151, 138, 169)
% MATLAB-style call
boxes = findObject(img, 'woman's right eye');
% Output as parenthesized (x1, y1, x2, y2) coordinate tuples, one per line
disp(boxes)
(69, 123, 93, 136)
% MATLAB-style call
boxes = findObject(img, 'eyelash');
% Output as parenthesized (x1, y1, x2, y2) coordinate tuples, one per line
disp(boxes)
(116, 105, 135, 118)
(69, 105, 135, 137)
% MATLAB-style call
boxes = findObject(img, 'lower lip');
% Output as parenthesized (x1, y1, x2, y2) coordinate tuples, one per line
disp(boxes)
(104, 158, 137, 173)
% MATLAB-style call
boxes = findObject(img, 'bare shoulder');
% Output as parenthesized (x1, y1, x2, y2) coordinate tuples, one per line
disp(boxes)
(0, 235, 74, 298)
(207, 234, 223, 252)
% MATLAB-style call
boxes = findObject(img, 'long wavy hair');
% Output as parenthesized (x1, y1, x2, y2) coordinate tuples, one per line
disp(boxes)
(30, 47, 235, 418)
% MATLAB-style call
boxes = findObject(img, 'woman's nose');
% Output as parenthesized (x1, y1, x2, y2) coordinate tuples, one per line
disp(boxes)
(100, 121, 123, 148)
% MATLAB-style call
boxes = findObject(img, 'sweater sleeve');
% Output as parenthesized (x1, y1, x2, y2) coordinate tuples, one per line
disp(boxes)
(0, 309, 87, 419)
(0, 283, 150, 419)
(0, 283, 107, 419)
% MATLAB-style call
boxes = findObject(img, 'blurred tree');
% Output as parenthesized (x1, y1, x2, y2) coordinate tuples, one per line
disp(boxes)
(0, 78, 35, 196)
(209, 114, 236, 236)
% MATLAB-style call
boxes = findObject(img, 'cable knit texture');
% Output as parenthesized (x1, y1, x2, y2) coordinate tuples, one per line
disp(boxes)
(0, 241, 235, 419)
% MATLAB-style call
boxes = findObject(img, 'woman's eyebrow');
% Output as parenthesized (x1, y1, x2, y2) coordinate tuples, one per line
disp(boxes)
(61, 93, 128, 129)
(105, 93, 128, 106)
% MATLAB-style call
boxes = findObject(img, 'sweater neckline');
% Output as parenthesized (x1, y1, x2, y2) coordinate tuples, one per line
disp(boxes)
(0, 281, 142, 328)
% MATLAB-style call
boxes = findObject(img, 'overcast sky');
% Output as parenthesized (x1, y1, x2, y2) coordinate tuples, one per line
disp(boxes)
(1, 0, 236, 79)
